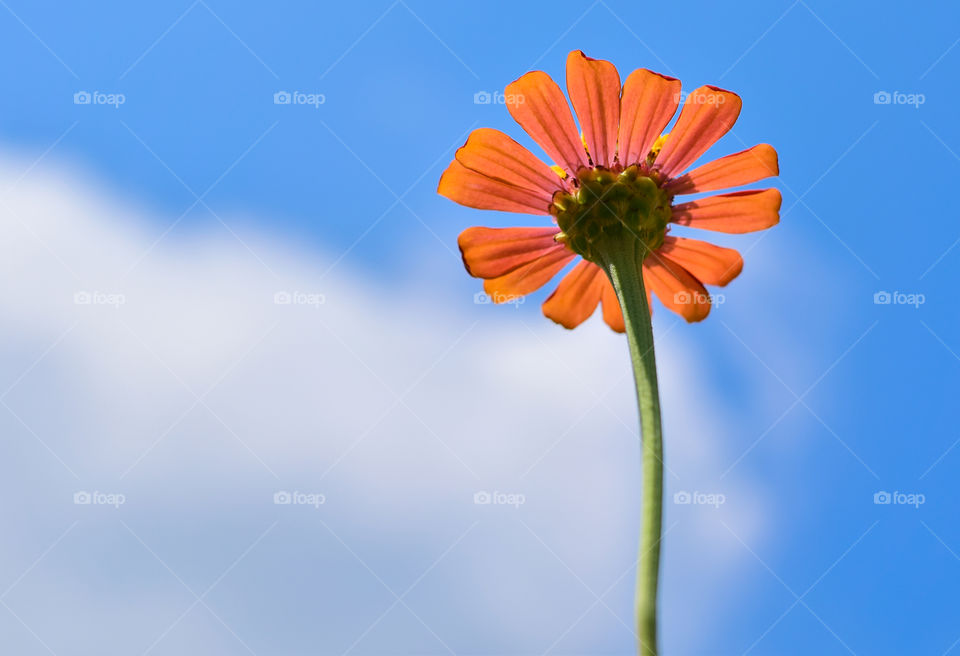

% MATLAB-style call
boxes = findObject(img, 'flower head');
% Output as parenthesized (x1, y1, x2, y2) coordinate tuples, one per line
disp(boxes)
(439, 50, 780, 330)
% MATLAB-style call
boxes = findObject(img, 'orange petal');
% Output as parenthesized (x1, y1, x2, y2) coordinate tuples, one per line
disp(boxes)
(566, 50, 621, 168)
(458, 226, 564, 278)
(484, 247, 575, 300)
(618, 68, 681, 167)
(657, 236, 743, 286)
(666, 144, 778, 194)
(600, 276, 626, 332)
(654, 86, 742, 178)
(642, 257, 711, 322)
(455, 128, 564, 197)
(439, 160, 551, 214)
(671, 189, 781, 233)
(506, 71, 589, 175)
(542, 260, 605, 329)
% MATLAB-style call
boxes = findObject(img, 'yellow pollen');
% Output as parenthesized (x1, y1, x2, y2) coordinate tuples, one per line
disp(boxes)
(648, 133, 669, 161)
(550, 165, 567, 179)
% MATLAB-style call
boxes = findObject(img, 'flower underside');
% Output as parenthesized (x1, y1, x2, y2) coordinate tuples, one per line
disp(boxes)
(552, 164, 672, 264)
(438, 49, 781, 328)
(435, 50, 786, 656)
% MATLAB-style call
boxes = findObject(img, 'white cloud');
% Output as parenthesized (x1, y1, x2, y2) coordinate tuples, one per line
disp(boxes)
(0, 154, 782, 655)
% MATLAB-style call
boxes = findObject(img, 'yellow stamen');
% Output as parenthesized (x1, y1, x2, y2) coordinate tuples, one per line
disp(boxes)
(550, 165, 567, 179)
(648, 133, 669, 161)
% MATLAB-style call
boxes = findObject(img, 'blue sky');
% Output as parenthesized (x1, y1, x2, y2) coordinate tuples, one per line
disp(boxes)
(1, 1, 959, 654)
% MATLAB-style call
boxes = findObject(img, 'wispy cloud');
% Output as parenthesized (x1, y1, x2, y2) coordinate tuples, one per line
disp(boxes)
(0, 153, 775, 654)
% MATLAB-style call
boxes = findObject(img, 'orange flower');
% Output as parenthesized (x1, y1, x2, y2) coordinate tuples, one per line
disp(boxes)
(439, 50, 781, 330)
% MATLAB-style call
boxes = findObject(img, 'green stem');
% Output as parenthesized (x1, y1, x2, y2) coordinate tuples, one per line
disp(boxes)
(598, 238, 663, 656)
